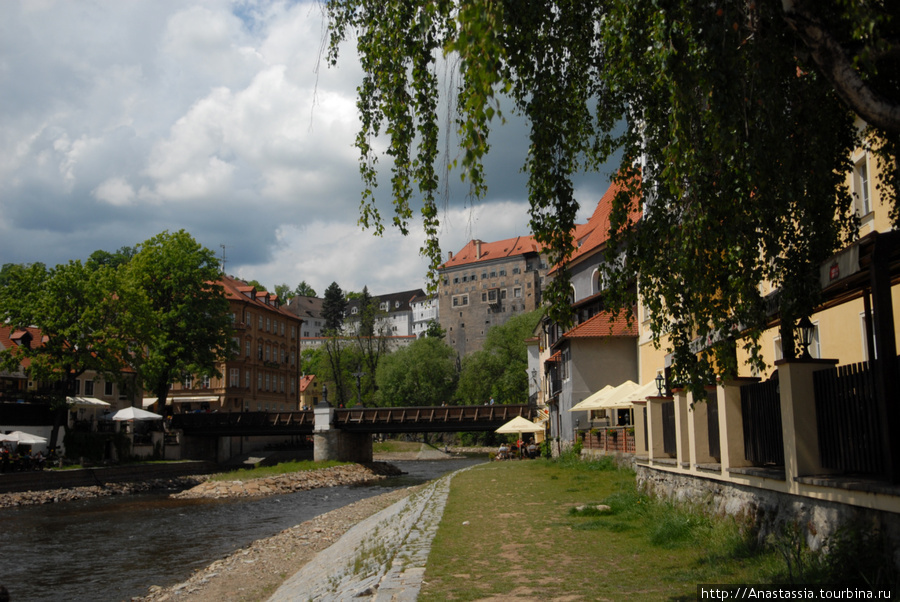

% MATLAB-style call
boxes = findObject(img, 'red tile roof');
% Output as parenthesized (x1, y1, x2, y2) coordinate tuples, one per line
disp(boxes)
(441, 235, 544, 269)
(562, 311, 637, 339)
(299, 374, 317, 393)
(551, 179, 643, 273)
(219, 274, 302, 322)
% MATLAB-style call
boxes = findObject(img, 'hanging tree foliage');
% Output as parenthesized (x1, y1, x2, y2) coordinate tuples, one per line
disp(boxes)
(326, 0, 899, 389)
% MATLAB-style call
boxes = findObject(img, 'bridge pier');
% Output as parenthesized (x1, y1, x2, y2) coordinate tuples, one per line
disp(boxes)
(314, 402, 373, 463)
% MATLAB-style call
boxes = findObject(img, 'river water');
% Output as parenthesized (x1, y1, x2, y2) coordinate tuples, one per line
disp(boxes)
(0, 458, 484, 602)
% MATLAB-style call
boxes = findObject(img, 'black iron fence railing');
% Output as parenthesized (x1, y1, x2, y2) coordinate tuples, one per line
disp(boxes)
(813, 359, 886, 475)
(740, 378, 784, 466)
(661, 400, 676, 456)
(706, 389, 721, 461)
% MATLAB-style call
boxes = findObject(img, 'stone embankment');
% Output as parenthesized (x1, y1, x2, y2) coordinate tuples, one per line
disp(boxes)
(172, 462, 402, 500)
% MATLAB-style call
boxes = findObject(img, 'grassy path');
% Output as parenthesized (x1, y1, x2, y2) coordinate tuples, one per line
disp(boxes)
(420, 458, 783, 601)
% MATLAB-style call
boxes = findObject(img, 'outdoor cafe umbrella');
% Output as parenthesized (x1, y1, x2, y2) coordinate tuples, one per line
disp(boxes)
(496, 416, 544, 437)
(0, 430, 48, 445)
(111, 406, 163, 422)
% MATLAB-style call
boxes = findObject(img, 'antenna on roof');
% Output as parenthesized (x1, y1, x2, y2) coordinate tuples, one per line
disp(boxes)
(220, 244, 227, 273)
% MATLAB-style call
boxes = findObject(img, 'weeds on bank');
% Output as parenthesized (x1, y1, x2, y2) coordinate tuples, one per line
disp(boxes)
(208, 460, 349, 481)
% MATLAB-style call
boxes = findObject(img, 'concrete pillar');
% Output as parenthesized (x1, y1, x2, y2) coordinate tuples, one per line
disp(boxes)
(687, 389, 716, 466)
(777, 358, 840, 487)
(313, 400, 373, 463)
(313, 430, 373, 463)
(633, 402, 647, 456)
(717, 377, 759, 471)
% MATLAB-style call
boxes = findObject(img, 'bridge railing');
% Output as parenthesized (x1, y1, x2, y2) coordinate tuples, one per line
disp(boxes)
(171, 411, 314, 433)
(333, 404, 535, 432)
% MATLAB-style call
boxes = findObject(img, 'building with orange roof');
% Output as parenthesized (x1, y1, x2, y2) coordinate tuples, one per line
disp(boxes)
(165, 275, 303, 414)
(298, 374, 321, 410)
(438, 235, 549, 356)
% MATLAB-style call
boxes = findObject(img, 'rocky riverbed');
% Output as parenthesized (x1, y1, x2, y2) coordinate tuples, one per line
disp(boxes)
(0, 462, 402, 509)
(171, 462, 402, 500)
(134, 485, 424, 602)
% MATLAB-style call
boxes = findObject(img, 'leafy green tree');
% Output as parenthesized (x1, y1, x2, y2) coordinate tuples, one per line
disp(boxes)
(353, 286, 389, 404)
(376, 337, 458, 406)
(85, 246, 136, 271)
(295, 280, 317, 297)
(274, 283, 293, 302)
(123, 230, 233, 415)
(455, 310, 543, 404)
(424, 320, 445, 339)
(326, 0, 899, 392)
(0, 260, 128, 448)
(322, 282, 347, 331)
(245, 279, 265, 291)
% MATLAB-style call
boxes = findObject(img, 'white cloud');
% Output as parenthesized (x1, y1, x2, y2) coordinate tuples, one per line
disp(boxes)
(0, 0, 615, 294)
(93, 177, 137, 207)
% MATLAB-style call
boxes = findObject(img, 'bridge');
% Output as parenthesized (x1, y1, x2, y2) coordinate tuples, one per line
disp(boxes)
(170, 404, 537, 463)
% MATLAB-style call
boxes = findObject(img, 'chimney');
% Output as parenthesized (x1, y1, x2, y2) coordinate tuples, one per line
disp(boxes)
(448, 251, 453, 260)
(475, 239, 482, 259)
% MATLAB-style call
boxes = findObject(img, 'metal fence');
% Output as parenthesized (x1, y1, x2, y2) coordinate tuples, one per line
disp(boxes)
(661, 400, 677, 456)
(813, 360, 885, 474)
(740, 378, 784, 466)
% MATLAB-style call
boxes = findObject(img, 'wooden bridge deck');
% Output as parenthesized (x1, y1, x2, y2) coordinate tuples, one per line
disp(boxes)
(171, 404, 536, 436)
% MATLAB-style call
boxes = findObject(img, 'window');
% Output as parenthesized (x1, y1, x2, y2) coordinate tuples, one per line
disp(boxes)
(245, 370, 251, 388)
(85, 380, 96, 395)
(246, 311, 252, 326)
(265, 345, 271, 361)
(259, 315, 263, 329)
(482, 272, 487, 279)
(265, 373, 271, 391)
(202, 375, 210, 388)
(453, 277, 460, 284)
(182, 375, 192, 389)
(258, 373, 263, 389)
(452, 294, 469, 307)
(74, 380, 81, 395)
(232, 337, 241, 355)
(500, 289, 507, 299)
(258, 344, 263, 360)
(514, 287, 522, 298)
(291, 352, 296, 365)
(266, 318, 271, 332)
(280, 376, 285, 392)
(513, 267, 520, 274)
(281, 349, 286, 363)
(854, 157, 871, 215)
(229, 368, 240, 387)
(104, 381, 114, 396)
(490, 270, 497, 278)
(291, 378, 296, 394)
(291, 326, 296, 339)
(499, 269, 506, 276)
(245, 341, 251, 357)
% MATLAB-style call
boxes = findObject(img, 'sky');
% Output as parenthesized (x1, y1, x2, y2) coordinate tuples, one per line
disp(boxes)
(0, 0, 617, 297)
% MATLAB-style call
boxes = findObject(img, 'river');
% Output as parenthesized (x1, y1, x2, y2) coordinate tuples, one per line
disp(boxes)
(0, 458, 484, 602)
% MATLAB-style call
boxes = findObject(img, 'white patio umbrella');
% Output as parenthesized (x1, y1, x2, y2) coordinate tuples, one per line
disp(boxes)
(496, 416, 545, 435)
(0, 430, 48, 445)
(568, 385, 616, 412)
(111, 406, 163, 421)
(67, 396, 111, 408)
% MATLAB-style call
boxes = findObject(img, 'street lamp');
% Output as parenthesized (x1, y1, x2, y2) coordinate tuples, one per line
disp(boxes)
(655, 372, 666, 396)
(798, 316, 815, 359)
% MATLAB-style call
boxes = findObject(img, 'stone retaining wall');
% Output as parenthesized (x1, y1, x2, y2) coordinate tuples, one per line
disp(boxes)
(636, 464, 900, 569)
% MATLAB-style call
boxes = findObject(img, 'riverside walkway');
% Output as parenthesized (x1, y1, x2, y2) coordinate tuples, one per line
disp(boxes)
(267, 465, 469, 601)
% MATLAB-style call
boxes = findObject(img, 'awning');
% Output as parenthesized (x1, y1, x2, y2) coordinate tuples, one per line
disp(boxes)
(143, 396, 219, 408)
(568, 384, 617, 412)
(67, 396, 111, 408)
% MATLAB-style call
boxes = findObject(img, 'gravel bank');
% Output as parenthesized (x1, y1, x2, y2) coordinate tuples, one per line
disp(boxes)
(0, 476, 207, 509)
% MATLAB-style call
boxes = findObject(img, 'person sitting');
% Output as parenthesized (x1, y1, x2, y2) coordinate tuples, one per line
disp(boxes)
(497, 443, 510, 460)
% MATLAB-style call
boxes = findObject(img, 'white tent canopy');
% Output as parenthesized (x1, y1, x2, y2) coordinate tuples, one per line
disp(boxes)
(568, 385, 616, 412)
